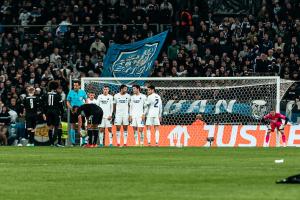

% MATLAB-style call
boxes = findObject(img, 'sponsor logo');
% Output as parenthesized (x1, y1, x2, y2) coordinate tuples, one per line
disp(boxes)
(101, 124, 300, 147)
(34, 124, 49, 143)
(118, 100, 128, 103)
(163, 99, 269, 119)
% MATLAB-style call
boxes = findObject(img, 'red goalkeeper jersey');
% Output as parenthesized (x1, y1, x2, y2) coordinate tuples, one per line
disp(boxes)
(264, 113, 286, 124)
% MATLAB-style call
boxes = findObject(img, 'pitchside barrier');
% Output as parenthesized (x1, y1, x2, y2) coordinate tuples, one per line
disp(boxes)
(33, 122, 300, 147)
(95, 124, 300, 147)
(78, 77, 298, 147)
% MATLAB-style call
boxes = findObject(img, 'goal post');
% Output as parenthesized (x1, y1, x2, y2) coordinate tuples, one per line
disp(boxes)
(81, 76, 294, 147)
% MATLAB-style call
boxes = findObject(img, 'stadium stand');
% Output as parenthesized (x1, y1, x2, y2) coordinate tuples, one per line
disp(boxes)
(0, 0, 300, 145)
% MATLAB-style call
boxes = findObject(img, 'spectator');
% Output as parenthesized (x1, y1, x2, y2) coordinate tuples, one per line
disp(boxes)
(19, 9, 31, 26)
(41, 69, 54, 82)
(30, 7, 42, 25)
(167, 39, 179, 60)
(274, 37, 285, 51)
(267, 49, 275, 61)
(89, 36, 106, 53)
(146, 0, 160, 23)
(255, 53, 269, 73)
(0, 105, 11, 145)
(50, 48, 61, 65)
(260, 34, 273, 53)
(285, 36, 300, 56)
(184, 35, 198, 52)
(247, 26, 258, 43)
(160, 0, 173, 23)
(56, 17, 72, 36)
(238, 45, 250, 59)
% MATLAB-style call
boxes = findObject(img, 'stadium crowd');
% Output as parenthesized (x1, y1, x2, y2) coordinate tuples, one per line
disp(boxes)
(0, 0, 300, 145)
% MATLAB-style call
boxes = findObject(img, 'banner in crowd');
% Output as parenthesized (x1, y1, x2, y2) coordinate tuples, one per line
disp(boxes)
(103, 124, 300, 147)
(102, 31, 168, 83)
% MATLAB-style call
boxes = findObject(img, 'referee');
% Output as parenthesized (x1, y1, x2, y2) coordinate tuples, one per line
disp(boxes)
(66, 80, 87, 146)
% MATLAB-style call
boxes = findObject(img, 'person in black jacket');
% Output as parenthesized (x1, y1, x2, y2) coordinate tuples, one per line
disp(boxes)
(76, 104, 103, 147)
(23, 87, 40, 146)
(0, 105, 11, 145)
(42, 81, 64, 146)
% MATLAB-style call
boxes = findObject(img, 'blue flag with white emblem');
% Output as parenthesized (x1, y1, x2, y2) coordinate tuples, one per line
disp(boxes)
(102, 31, 168, 84)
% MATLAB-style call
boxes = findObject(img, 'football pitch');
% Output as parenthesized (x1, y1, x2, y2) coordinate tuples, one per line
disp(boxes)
(0, 147, 299, 200)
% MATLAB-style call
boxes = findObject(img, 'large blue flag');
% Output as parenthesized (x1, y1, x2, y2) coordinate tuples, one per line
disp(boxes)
(102, 31, 168, 83)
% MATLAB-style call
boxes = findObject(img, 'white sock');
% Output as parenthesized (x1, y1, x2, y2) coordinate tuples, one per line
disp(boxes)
(155, 130, 159, 144)
(116, 131, 120, 145)
(109, 132, 113, 145)
(140, 132, 144, 145)
(147, 129, 151, 144)
(99, 132, 104, 145)
(134, 130, 138, 145)
(124, 131, 128, 145)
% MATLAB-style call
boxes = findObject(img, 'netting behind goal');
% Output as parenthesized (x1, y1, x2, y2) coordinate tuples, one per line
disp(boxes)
(81, 77, 294, 125)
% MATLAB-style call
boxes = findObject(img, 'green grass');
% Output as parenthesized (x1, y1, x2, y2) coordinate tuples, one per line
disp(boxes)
(0, 147, 300, 200)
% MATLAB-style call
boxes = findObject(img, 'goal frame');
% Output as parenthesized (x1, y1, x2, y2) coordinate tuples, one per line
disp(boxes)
(78, 76, 290, 147)
(81, 76, 281, 113)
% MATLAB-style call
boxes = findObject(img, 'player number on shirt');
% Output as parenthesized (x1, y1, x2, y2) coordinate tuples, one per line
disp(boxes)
(30, 99, 34, 109)
(154, 99, 159, 108)
(48, 95, 54, 106)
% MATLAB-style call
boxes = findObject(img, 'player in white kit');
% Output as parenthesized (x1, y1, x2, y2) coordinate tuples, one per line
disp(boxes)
(86, 91, 98, 104)
(97, 86, 113, 147)
(114, 85, 130, 147)
(144, 85, 162, 146)
(129, 85, 147, 146)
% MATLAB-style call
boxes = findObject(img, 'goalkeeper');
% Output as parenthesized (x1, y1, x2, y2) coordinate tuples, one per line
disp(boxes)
(263, 111, 289, 147)
(76, 104, 103, 147)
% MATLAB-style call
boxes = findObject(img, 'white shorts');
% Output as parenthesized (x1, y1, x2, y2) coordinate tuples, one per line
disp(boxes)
(114, 116, 129, 126)
(131, 117, 145, 127)
(99, 118, 112, 128)
(146, 117, 160, 126)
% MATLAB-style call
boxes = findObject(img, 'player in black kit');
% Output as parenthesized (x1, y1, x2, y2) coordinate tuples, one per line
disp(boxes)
(42, 81, 64, 146)
(76, 103, 103, 147)
(23, 87, 40, 146)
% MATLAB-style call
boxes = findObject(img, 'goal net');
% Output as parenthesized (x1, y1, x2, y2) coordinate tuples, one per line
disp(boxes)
(81, 77, 293, 126)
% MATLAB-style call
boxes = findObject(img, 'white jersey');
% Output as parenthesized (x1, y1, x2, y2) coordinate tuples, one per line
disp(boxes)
(145, 93, 162, 117)
(97, 94, 113, 118)
(86, 98, 97, 104)
(114, 93, 130, 117)
(130, 93, 147, 118)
